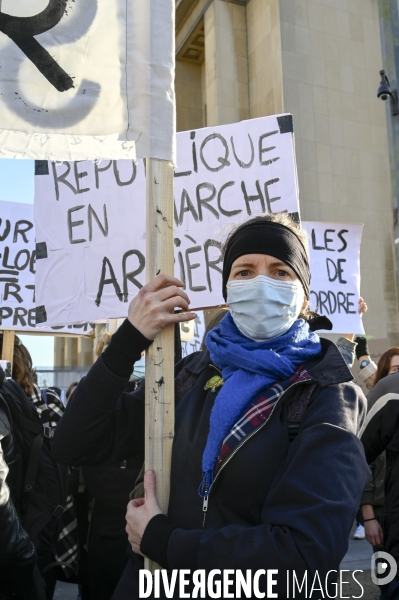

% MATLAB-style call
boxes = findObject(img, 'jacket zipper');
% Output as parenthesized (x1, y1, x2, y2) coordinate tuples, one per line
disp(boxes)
(201, 378, 312, 529)
(202, 489, 209, 528)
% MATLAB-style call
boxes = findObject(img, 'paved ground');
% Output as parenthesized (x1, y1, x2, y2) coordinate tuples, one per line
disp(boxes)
(53, 581, 78, 600)
(341, 524, 374, 571)
(54, 525, 380, 600)
(340, 525, 380, 598)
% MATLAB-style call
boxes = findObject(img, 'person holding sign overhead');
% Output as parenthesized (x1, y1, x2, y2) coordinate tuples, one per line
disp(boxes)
(53, 214, 370, 599)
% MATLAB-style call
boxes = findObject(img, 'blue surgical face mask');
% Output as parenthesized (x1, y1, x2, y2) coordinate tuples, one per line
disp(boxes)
(226, 275, 305, 341)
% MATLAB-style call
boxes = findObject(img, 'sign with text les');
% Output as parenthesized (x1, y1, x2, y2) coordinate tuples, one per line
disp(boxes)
(304, 221, 364, 334)
(0, 0, 174, 161)
(34, 114, 300, 325)
(0, 200, 92, 334)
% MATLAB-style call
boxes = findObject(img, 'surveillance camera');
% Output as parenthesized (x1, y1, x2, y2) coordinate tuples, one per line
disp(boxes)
(377, 69, 399, 115)
(377, 70, 393, 101)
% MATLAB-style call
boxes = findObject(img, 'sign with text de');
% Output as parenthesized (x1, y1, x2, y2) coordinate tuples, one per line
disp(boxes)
(304, 221, 364, 334)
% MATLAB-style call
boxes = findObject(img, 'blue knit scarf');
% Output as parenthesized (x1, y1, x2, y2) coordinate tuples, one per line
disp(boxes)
(201, 312, 322, 494)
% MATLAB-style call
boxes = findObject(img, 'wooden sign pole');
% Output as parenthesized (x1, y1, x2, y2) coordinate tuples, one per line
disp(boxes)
(144, 158, 175, 571)
(1, 330, 15, 373)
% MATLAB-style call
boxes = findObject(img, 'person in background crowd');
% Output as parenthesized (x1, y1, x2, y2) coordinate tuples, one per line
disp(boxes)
(361, 349, 399, 600)
(2, 336, 92, 599)
(321, 301, 376, 542)
(6, 338, 79, 598)
(63, 385, 88, 600)
(373, 346, 399, 382)
(0, 335, 72, 599)
(53, 213, 370, 599)
(361, 364, 399, 600)
(350, 336, 378, 541)
(80, 329, 142, 600)
(49, 386, 66, 405)
(82, 459, 141, 600)
(0, 369, 46, 600)
(333, 325, 378, 541)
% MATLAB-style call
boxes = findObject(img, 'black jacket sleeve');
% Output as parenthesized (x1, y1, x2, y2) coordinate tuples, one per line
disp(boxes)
(82, 461, 141, 509)
(52, 319, 152, 467)
(0, 407, 41, 600)
(361, 372, 399, 463)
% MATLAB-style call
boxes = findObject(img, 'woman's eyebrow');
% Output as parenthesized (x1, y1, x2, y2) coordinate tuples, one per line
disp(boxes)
(232, 262, 255, 269)
(269, 260, 290, 268)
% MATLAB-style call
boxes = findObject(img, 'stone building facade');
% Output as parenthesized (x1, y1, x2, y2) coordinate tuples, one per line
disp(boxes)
(176, 0, 399, 342)
(379, 0, 399, 295)
(54, 0, 399, 370)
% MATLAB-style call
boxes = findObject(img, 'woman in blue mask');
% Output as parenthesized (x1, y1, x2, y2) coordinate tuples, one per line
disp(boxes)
(53, 214, 370, 599)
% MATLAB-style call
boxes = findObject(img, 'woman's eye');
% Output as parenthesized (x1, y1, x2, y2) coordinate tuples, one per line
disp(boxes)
(277, 269, 288, 277)
(238, 270, 250, 277)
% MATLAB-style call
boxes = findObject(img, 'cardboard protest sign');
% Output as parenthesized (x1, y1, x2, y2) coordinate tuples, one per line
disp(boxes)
(0, 0, 174, 161)
(0, 200, 92, 334)
(304, 222, 364, 334)
(34, 114, 300, 325)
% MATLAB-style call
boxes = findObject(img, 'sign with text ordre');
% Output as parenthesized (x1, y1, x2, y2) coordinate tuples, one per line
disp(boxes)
(0, 200, 92, 334)
(0, 0, 174, 161)
(304, 221, 364, 334)
(34, 114, 300, 325)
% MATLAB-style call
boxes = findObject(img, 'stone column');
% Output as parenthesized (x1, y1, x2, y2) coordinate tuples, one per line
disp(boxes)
(54, 337, 65, 367)
(246, 0, 283, 118)
(64, 337, 78, 368)
(77, 337, 94, 367)
(204, 0, 249, 126)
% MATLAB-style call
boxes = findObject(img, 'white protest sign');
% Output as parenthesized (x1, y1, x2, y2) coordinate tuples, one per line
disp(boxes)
(0, 0, 174, 161)
(304, 221, 364, 334)
(0, 200, 93, 334)
(34, 114, 300, 325)
(174, 115, 299, 307)
(180, 312, 206, 357)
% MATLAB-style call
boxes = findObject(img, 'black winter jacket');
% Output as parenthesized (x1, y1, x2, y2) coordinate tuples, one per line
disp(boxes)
(0, 403, 41, 599)
(361, 370, 399, 561)
(52, 320, 370, 599)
